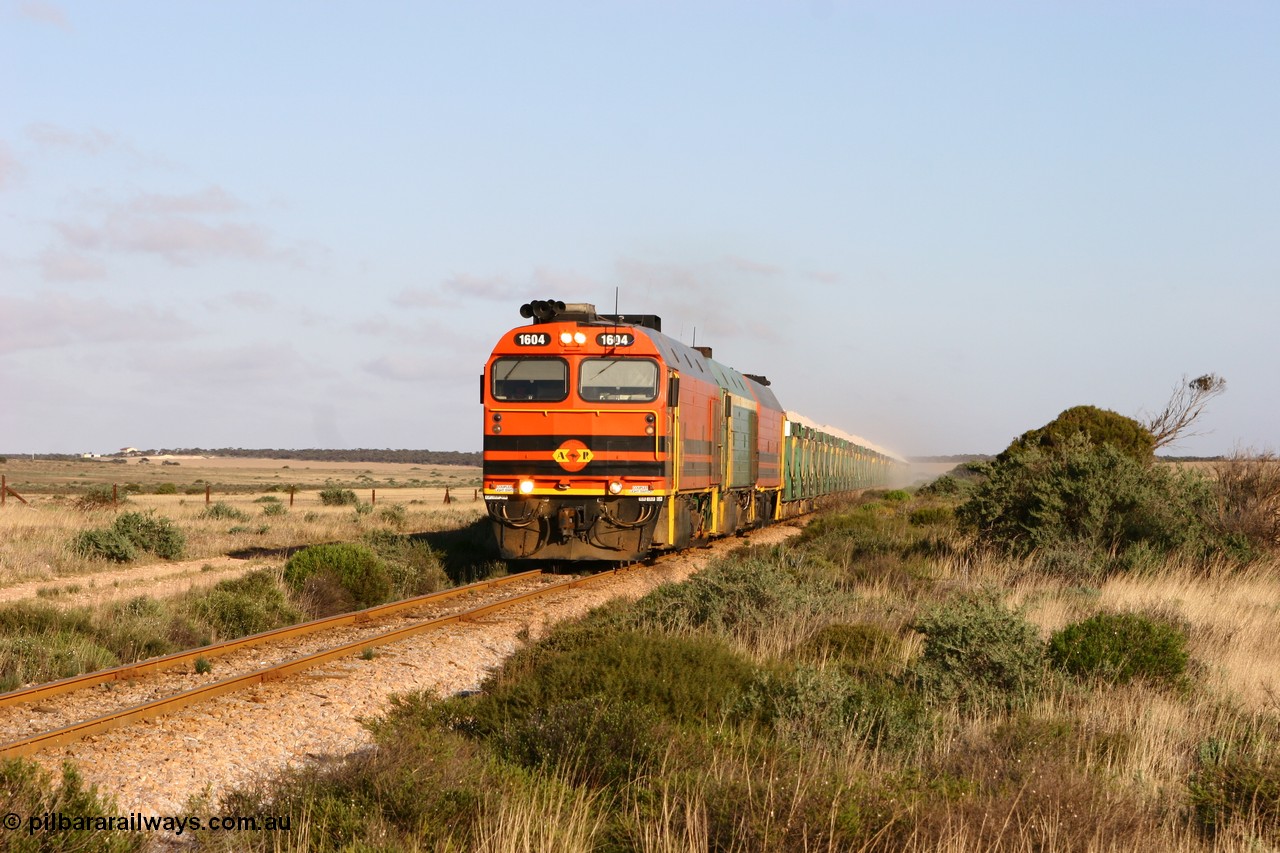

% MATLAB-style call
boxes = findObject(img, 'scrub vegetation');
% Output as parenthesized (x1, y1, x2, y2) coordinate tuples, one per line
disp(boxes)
(190, 412, 1280, 852)
(0, 531, 471, 692)
(8, 416, 1280, 850)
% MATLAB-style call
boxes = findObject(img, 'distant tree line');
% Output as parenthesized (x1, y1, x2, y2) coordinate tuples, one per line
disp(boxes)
(2, 449, 481, 465)
(151, 448, 482, 466)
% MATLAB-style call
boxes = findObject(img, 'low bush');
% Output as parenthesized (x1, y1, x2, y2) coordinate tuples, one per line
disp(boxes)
(111, 511, 185, 559)
(188, 571, 304, 639)
(631, 551, 827, 648)
(72, 528, 137, 563)
(362, 531, 449, 598)
(475, 628, 757, 730)
(1189, 738, 1280, 842)
(200, 502, 249, 521)
(72, 511, 185, 562)
(0, 632, 118, 692)
(378, 503, 407, 528)
(154, 483, 177, 495)
(488, 695, 664, 789)
(908, 505, 953, 526)
(319, 488, 357, 506)
(737, 664, 927, 749)
(74, 485, 122, 510)
(1047, 611, 1189, 686)
(911, 592, 1044, 709)
(799, 622, 900, 678)
(261, 502, 287, 517)
(958, 434, 1220, 571)
(283, 543, 392, 613)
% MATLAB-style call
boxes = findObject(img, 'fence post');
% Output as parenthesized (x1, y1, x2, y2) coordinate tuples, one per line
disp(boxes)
(1, 476, 5, 506)
(443, 487, 451, 504)
(112, 484, 118, 507)
(372, 489, 377, 506)
(205, 485, 211, 505)
(473, 488, 478, 502)
(289, 486, 295, 507)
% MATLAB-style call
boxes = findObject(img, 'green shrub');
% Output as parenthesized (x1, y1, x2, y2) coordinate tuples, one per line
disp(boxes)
(470, 627, 757, 734)
(253, 495, 281, 503)
(884, 489, 910, 502)
(488, 695, 664, 788)
(0, 632, 119, 691)
(631, 552, 826, 647)
(72, 528, 137, 562)
(1189, 739, 1280, 841)
(319, 488, 357, 506)
(737, 664, 927, 749)
(1002, 405, 1156, 461)
(378, 503, 407, 528)
(799, 622, 901, 678)
(957, 434, 1219, 569)
(283, 543, 392, 612)
(1047, 611, 1189, 686)
(261, 502, 287, 517)
(111, 511, 185, 559)
(911, 593, 1044, 709)
(200, 502, 249, 521)
(909, 505, 953, 526)
(74, 485, 122, 510)
(154, 483, 178, 495)
(362, 531, 449, 598)
(188, 571, 304, 639)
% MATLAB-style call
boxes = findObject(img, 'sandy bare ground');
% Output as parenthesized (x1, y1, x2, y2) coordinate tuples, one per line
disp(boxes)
(0, 555, 268, 608)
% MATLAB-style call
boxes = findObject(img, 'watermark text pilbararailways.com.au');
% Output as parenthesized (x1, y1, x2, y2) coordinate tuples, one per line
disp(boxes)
(5, 811, 291, 835)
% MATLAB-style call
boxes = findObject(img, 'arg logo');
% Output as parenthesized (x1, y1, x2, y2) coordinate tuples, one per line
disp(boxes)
(552, 440, 594, 472)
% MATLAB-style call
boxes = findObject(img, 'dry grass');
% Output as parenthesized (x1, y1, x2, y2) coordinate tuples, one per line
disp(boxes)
(0, 458, 482, 588)
(474, 772, 603, 853)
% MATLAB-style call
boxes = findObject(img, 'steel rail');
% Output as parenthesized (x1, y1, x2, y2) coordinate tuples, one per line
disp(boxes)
(0, 567, 625, 759)
(0, 569, 543, 711)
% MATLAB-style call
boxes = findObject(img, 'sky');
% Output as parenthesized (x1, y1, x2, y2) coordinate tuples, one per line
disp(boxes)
(2, 1, 1276, 458)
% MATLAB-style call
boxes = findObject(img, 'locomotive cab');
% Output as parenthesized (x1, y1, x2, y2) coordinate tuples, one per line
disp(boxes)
(482, 301, 671, 561)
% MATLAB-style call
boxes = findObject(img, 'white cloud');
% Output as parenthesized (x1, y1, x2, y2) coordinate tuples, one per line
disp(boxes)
(390, 287, 446, 309)
(724, 256, 782, 276)
(27, 123, 114, 154)
(54, 209, 276, 266)
(39, 248, 107, 282)
(0, 142, 21, 190)
(18, 1, 70, 31)
(0, 294, 190, 355)
(126, 186, 244, 216)
(204, 291, 277, 312)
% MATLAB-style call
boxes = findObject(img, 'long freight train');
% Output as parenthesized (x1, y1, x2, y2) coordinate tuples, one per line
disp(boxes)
(482, 300, 905, 561)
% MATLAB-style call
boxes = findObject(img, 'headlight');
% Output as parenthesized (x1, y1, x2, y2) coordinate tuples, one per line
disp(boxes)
(519, 479, 536, 495)
(559, 332, 573, 344)
(608, 481, 623, 495)
(573, 331, 587, 344)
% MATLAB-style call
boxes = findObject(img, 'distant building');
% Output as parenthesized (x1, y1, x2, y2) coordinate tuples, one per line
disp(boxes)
(119, 447, 141, 456)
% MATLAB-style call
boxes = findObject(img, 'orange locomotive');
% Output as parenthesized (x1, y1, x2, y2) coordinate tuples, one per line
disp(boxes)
(482, 300, 904, 561)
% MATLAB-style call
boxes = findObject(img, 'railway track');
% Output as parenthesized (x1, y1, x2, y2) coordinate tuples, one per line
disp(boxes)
(0, 566, 629, 759)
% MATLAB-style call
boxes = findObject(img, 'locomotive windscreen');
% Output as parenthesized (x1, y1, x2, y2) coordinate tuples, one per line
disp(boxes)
(579, 358, 659, 402)
(491, 357, 569, 402)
